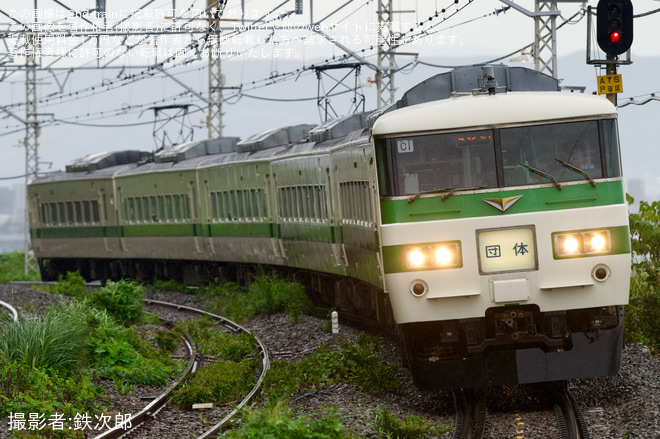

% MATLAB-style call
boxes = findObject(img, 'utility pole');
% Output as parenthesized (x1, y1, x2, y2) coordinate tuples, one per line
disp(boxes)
(500, 0, 562, 78)
(207, 0, 226, 139)
(376, 0, 395, 109)
(533, 1, 558, 78)
(24, 28, 39, 275)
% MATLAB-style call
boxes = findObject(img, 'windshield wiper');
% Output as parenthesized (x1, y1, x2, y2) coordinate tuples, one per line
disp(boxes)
(555, 159, 596, 188)
(407, 185, 489, 204)
(520, 164, 562, 191)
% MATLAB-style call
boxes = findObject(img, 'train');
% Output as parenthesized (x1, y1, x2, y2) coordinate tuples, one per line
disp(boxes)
(27, 65, 631, 390)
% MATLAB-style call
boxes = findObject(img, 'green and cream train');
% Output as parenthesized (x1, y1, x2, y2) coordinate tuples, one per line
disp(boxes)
(28, 65, 631, 389)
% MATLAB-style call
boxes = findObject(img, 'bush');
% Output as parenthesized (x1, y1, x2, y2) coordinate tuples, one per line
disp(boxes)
(90, 280, 144, 325)
(626, 195, 660, 350)
(50, 271, 88, 298)
(178, 318, 255, 362)
(626, 267, 660, 349)
(89, 322, 181, 386)
(0, 305, 88, 375)
(225, 400, 346, 439)
(264, 336, 399, 400)
(373, 407, 451, 439)
(0, 361, 103, 422)
(170, 360, 257, 409)
(203, 273, 312, 323)
(150, 278, 189, 293)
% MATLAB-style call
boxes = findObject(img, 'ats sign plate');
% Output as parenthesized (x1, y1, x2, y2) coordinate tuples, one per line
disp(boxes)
(597, 74, 622, 95)
(477, 226, 538, 274)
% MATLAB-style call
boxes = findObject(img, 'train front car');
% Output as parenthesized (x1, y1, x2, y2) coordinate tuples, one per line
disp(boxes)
(372, 66, 631, 389)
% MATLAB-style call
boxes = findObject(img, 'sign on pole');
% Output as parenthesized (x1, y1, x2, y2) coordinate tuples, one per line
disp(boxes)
(597, 74, 623, 95)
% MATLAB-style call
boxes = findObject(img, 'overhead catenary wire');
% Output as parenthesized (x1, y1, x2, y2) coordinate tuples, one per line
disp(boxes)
(0, 0, 594, 140)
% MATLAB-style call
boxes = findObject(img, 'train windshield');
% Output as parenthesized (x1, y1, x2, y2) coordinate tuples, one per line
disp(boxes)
(375, 119, 621, 197)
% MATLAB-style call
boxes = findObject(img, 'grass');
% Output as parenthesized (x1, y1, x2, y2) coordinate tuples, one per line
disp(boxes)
(89, 280, 145, 326)
(0, 250, 40, 283)
(201, 272, 312, 323)
(177, 317, 256, 361)
(373, 407, 451, 438)
(263, 334, 399, 401)
(170, 360, 258, 409)
(0, 303, 88, 374)
(224, 400, 347, 439)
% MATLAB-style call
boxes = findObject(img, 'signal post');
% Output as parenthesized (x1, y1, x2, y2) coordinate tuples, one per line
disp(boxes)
(588, 0, 634, 106)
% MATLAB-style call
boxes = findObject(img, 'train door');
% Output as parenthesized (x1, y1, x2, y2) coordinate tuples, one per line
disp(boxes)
(115, 187, 126, 252)
(190, 182, 203, 253)
(202, 179, 215, 256)
(327, 165, 347, 269)
(98, 189, 114, 253)
(268, 172, 286, 259)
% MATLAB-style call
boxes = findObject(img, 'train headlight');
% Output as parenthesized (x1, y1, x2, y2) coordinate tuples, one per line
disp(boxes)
(435, 247, 453, 265)
(407, 247, 429, 267)
(404, 242, 462, 269)
(553, 229, 612, 258)
(563, 236, 581, 254)
(584, 231, 611, 253)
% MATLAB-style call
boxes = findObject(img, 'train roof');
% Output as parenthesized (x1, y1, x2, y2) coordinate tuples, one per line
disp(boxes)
(371, 91, 617, 137)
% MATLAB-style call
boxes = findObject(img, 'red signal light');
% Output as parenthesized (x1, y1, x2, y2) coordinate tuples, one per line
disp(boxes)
(609, 31, 621, 43)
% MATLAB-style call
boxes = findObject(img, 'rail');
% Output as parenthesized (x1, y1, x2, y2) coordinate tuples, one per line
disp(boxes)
(143, 299, 271, 439)
(0, 299, 19, 321)
(553, 381, 590, 439)
(452, 388, 487, 439)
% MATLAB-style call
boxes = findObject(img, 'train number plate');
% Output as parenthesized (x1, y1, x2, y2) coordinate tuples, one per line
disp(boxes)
(477, 226, 537, 274)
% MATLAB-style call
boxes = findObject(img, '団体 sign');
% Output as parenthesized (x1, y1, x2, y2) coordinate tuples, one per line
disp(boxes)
(597, 74, 623, 95)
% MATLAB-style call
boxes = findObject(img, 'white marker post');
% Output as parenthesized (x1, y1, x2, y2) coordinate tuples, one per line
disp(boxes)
(331, 311, 339, 337)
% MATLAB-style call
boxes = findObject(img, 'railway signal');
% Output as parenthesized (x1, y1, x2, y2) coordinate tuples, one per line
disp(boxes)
(596, 0, 633, 56)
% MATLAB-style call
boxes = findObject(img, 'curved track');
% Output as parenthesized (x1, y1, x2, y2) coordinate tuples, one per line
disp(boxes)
(145, 299, 271, 439)
(92, 299, 270, 439)
(0, 299, 18, 321)
(92, 327, 197, 439)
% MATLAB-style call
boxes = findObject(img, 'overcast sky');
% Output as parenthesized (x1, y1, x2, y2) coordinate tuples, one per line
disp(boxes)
(1, 0, 659, 199)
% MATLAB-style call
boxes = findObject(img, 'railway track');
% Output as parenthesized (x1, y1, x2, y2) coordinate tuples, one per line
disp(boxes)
(91, 299, 270, 439)
(0, 299, 18, 321)
(552, 381, 590, 439)
(452, 382, 590, 439)
(452, 388, 488, 439)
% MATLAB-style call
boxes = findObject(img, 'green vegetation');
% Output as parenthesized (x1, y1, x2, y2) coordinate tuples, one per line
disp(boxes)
(0, 250, 40, 283)
(89, 280, 145, 326)
(0, 279, 183, 436)
(0, 304, 87, 373)
(89, 320, 181, 386)
(48, 271, 88, 298)
(373, 407, 451, 438)
(171, 360, 258, 409)
(202, 272, 312, 323)
(264, 334, 399, 402)
(150, 278, 189, 293)
(177, 317, 255, 362)
(171, 317, 258, 408)
(626, 195, 660, 350)
(0, 302, 104, 434)
(224, 400, 347, 439)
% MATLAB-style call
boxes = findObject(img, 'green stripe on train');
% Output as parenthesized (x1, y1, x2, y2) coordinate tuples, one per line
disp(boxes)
(381, 225, 630, 274)
(33, 221, 340, 243)
(380, 181, 625, 224)
(35, 226, 117, 239)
